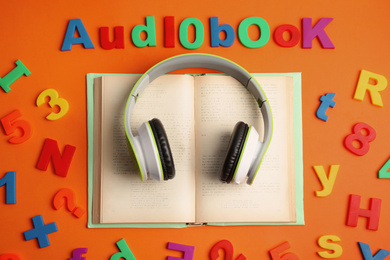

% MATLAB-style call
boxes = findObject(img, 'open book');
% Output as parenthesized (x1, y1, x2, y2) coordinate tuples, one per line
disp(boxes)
(86, 73, 304, 228)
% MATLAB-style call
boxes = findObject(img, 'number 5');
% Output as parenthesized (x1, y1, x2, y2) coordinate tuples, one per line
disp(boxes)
(1, 110, 32, 144)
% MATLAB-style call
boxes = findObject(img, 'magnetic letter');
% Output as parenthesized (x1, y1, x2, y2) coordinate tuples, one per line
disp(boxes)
(0, 253, 20, 260)
(167, 242, 195, 260)
(0, 171, 16, 204)
(354, 70, 387, 107)
(61, 19, 94, 51)
(269, 241, 299, 260)
(273, 24, 300, 47)
(131, 16, 157, 48)
(344, 122, 376, 156)
(179, 18, 204, 50)
(36, 89, 69, 120)
(164, 16, 175, 48)
(36, 138, 76, 177)
(358, 242, 390, 260)
(238, 17, 270, 48)
(302, 18, 335, 49)
(346, 194, 381, 231)
(110, 238, 136, 260)
(210, 17, 235, 47)
(99, 26, 125, 50)
(316, 93, 336, 121)
(0, 60, 31, 93)
(314, 165, 339, 197)
(317, 235, 343, 258)
(69, 248, 88, 260)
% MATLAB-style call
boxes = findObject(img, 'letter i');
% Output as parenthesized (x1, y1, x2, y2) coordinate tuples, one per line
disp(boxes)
(0, 60, 31, 93)
(164, 16, 175, 48)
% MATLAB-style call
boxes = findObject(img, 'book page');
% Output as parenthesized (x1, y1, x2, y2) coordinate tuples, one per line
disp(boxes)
(194, 75, 295, 223)
(96, 75, 196, 223)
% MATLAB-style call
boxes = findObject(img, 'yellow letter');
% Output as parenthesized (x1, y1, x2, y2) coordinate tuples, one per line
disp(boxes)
(314, 165, 339, 197)
(317, 235, 342, 258)
(354, 70, 387, 107)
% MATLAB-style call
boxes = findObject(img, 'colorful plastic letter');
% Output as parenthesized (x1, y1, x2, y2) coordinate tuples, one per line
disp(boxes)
(269, 241, 299, 260)
(61, 19, 95, 51)
(167, 242, 195, 260)
(131, 16, 157, 48)
(346, 194, 381, 231)
(36, 89, 69, 120)
(69, 248, 88, 260)
(179, 18, 205, 50)
(314, 165, 339, 197)
(1, 109, 32, 144)
(0, 60, 31, 93)
(302, 18, 335, 49)
(354, 70, 387, 107)
(99, 26, 125, 50)
(378, 157, 390, 179)
(110, 238, 136, 260)
(358, 242, 390, 260)
(210, 240, 246, 260)
(344, 122, 376, 156)
(23, 215, 58, 248)
(317, 235, 343, 258)
(238, 17, 270, 48)
(164, 16, 175, 48)
(0, 253, 21, 260)
(210, 17, 235, 47)
(0, 171, 16, 204)
(316, 93, 336, 121)
(273, 24, 300, 47)
(36, 138, 76, 177)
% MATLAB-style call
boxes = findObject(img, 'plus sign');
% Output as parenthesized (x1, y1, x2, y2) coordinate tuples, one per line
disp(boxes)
(23, 215, 58, 248)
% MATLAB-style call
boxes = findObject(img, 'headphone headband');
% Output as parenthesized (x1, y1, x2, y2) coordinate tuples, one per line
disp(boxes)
(124, 53, 273, 184)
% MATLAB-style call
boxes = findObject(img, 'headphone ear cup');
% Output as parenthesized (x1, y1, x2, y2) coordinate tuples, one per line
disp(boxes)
(148, 118, 175, 180)
(220, 122, 249, 183)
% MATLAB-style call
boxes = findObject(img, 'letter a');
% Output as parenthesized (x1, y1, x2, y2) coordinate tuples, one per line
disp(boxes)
(61, 19, 95, 51)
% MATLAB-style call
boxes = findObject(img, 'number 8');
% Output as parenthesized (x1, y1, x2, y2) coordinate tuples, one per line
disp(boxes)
(344, 122, 376, 156)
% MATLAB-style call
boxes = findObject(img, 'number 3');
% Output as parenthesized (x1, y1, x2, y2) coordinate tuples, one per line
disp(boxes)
(1, 110, 32, 144)
(36, 89, 69, 120)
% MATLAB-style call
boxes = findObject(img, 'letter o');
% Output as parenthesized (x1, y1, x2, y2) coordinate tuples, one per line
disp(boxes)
(274, 24, 300, 47)
(238, 17, 270, 48)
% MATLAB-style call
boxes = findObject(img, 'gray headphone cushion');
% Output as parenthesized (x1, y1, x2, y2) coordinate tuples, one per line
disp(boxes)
(149, 118, 175, 180)
(220, 122, 248, 183)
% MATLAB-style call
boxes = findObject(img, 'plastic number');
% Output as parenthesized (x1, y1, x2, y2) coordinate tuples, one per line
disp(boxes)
(36, 89, 69, 120)
(269, 242, 299, 260)
(1, 109, 32, 144)
(210, 240, 246, 260)
(344, 122, 376, 156)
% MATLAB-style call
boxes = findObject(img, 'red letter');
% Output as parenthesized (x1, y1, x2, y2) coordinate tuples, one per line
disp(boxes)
(346, 194, 381, 231)
(36, 138, 76, 177)
(164, 16, 175, 48)
(274, 24, 300, 47)
(99, 26, 125, 50)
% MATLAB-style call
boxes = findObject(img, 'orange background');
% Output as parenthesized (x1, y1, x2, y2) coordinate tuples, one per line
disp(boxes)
(1, 0, 390, 259)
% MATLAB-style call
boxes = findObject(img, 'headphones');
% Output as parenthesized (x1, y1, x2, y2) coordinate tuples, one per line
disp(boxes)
(124, 53, 273, 185)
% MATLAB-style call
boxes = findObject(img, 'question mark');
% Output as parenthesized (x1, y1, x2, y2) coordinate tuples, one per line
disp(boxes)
(209, 240, 246, 260)
(53, 188, 85, 218)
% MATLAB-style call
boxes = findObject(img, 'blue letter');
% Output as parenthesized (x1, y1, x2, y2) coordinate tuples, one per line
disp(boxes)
(210, 17, 235, 47)
(316, 93, 336, 121)
(61, 19, 95, 51)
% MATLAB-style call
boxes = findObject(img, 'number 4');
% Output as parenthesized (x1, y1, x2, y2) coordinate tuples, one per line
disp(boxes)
(378, 157, 390, 179)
